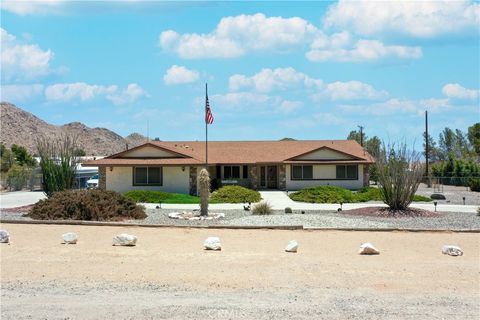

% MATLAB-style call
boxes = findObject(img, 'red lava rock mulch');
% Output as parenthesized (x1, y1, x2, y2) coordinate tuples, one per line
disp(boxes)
(0, 204, 34, 214)
(339, 206, 441, 218)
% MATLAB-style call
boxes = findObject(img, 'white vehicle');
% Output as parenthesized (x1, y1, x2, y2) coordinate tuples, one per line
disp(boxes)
(86, 174, 99, 189)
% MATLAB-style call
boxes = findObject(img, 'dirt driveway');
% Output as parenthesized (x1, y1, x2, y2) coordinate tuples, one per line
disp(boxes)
(1, 224, 479, 319)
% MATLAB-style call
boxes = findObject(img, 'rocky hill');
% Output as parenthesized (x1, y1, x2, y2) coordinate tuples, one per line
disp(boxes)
(0, 102, 148, 155)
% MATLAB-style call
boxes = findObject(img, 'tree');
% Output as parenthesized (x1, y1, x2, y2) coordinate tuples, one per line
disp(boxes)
(467, 123, 480, 155)
(0, 143, 13, 172)
(423, 132, 441, 163)
(376, 142, 424, 210)
(347, 130, 366, 145)
(73, 148, 87, 157)
(198, 168, 210, 217)
(438, 127, 456, 159)
(11, 144, 37, 167)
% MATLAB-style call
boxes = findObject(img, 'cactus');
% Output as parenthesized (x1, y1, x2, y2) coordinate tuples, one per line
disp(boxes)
(198, 168, 210, 216)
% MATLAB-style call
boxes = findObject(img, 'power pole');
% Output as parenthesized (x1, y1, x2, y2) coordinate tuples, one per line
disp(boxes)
(358, 125, 364, 147)
(425, 111, 431, 187)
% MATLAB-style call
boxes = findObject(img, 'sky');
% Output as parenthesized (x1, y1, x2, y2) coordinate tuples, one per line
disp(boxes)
(1, 0, 479, 149)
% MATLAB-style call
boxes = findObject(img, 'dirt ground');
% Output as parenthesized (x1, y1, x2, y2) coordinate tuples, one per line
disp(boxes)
(1, 223, 479, 319)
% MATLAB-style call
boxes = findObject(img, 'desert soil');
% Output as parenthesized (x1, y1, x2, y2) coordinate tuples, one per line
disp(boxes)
(1, 223, 479, 319)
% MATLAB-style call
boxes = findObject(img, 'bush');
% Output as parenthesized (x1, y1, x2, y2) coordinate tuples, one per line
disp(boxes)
(284, 207, 293, 213)
(469, 178, 480, 192)
(289, 186, 354, 203)
(413, 194, 432, 202)
(29, 189, 146, 221)
(123, 190, 201, 204)
(6, 164, 31, 191)
(252, 201, 273, 215)
(210, 185, 261, 203)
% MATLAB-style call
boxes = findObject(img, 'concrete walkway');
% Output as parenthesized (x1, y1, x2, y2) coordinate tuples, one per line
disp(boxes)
(0, 191, 46, 209)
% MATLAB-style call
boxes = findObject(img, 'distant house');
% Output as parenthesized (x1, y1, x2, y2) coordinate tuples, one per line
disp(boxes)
(82, 140, 375, 195)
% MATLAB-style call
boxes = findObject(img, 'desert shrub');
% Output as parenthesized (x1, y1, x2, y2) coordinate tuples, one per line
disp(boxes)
(210, 185, 261, 203)
(252, 201, 273, 215)
(289, 186, 354, 203)
(469, 178, 480, 192)
(123, 190, 201, 204)
(29, 189, 146, 221)
(6, 164, 31, 191)
(284, 207, 293, 213)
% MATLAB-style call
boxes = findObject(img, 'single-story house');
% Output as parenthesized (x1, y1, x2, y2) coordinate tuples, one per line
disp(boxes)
(82, 140, 375, 195)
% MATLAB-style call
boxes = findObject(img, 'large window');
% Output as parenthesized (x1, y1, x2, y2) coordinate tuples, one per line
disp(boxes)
(224, 166, 240, 179)
(292, 165, 313, 180)
(133, 167, 162, 185)
(336, 165, 358, 180)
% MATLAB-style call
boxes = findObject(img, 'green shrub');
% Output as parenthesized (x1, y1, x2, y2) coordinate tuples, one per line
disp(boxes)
(124, 190, 202, 204)
(289, 186, 354, 203)
(469, 178, 480, 192)
(252, 201, 273, 215)
(29, 189, 146, 221)
(284, 207, 293, 214)
(6, 164, 31, 191)
(413, 194, 432, 202)
(210, 185, 261, 203)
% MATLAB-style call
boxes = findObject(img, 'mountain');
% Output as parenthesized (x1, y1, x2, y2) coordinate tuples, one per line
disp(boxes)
(0, 102, 148, 155)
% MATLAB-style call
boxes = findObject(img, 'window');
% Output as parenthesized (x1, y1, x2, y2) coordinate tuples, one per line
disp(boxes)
(336, 165, 358, 180)
(292, 165, 313, 180)
(224, 166, 240, 179)
(133, 167, 162, 185)
(243, 165, 248, 179)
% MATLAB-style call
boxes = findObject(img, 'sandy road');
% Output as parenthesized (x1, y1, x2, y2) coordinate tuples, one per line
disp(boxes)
(1, 223, 479, 319)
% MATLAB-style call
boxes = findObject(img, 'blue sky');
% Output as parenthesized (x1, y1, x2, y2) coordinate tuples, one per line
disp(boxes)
(1, 0, 479, 148)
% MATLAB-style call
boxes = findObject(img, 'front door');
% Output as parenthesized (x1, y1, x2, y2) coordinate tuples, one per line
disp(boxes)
(260, 165, 278, 189)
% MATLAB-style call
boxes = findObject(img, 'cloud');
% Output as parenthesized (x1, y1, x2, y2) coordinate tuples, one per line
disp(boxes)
(339, 98, 451, 116)
(159, 13, 318, 59)
(279, 100, 303, 113)
(0, 84, 44, 102)
(323, 0, 480, 38)
(442, 83, 479, 99)
(229, 67, 323, 93)
(45, 82, 148, 105)
(314, 81, 389, 101)
(307, 36, 422, 63)
(1, 28, 55, 81)
(210, 92, 281, 109)
(1, 0, 63, 16)
(163, 65, 200, 85)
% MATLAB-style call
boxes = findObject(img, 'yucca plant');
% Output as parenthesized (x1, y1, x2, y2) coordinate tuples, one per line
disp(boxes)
(252, 201, 273, 215)
(198, 168, 210, 216)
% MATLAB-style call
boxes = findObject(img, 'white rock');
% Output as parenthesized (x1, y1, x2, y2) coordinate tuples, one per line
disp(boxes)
(285, 240, 298, 253)
(204, 236, 221, 250)
(0, 230, 10, 243)
(359, 243, 380, 255)
(442, 245, 463, 256)
(168, 212, 182, 219)
(112, 233, 137, 246)
(62, 232, 78, 244)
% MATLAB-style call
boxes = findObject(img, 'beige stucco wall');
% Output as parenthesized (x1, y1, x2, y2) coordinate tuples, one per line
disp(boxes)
(294, 148, 354, 160)
(122, 146, 179, 158)
(285, 164, 364, 190)
(106, 166, 190, 194)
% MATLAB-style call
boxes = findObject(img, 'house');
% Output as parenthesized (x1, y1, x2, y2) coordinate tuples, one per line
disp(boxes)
(82, 140, 375, 195)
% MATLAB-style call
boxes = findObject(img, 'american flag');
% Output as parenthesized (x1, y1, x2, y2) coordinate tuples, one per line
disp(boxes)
(205, 94, 214, 124)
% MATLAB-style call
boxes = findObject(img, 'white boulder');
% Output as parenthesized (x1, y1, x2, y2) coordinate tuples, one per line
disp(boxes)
(204, 236, 221, 250)
(112, 233, 137, 246)
(359, 243, 380, 255)
(285, 240, 298, 253)
(62, 232, 78, 244)
(0, 230, 10, 243)
(442, 245, 463, 256)
(168, 212, 183, 219)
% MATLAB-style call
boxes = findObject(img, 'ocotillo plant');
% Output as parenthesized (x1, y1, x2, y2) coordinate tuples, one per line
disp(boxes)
(198, 168, 210, 216)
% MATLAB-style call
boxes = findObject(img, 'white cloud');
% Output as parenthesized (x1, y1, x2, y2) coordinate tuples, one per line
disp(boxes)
(1, 0, 63, 16)
(163, 65, 200, 85)
(210, 92, 280, 109)
(279, 100, 303, 113)
(1, 28, 55, 81)
(159, 13, 318, 59)
(0, 84, 44, 102)
(442, 83, 479, 99)
(339, 98, 451, 116)
(229, 67, 323, 93)
(307, 37, 422, 63)
(314, 81, 389, 101)
(45, 82, 148, 105)
(323, 0, 480, 38)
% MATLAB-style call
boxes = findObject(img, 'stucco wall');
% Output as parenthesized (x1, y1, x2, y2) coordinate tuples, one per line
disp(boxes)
(285, 164, 364, 190)
(122, 146, 179, 158)
(106, 166, 190, 194)
(294, 148, 354, 160)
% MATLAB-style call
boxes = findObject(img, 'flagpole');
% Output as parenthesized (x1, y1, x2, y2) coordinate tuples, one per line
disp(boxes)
(205, 83, 208, 169)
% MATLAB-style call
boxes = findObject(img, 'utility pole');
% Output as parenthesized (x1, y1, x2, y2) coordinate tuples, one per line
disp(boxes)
(358, 125, 364, 147)
(425, 111, 431, 187)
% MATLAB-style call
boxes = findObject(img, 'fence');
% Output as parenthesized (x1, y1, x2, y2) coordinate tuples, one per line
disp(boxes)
(429, 176, 478, 192)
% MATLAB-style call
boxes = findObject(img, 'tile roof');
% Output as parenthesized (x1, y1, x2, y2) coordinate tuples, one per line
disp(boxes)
(83, 140, 374, 166)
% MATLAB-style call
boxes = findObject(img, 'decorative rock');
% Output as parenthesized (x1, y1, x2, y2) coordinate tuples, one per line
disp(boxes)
(0, 230, 10, 243)
(112, 234, 137, 246)
(168, 211, 225, 220)
(62, 232, 78, 244)
(168, 212, 183, 219)
(359, 243, 380, 255)
(285, 240, 298, 253)
(204, 236, 221, 250)
(430, 193, 446, 200)
(442, 245, 463, 256)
